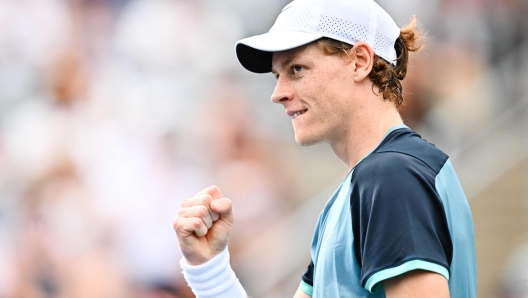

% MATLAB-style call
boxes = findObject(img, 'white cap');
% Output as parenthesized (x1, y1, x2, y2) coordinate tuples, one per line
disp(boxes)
(235, 0, 400, 73)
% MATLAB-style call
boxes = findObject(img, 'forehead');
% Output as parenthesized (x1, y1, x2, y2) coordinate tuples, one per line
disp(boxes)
(271, 43, 322, 73)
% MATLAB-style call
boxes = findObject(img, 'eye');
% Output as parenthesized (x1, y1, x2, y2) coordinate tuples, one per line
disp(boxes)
(292, 65, 304, 73)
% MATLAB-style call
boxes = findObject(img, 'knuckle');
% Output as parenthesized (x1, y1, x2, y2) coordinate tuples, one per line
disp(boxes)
(177, 208, 186, 217)
(192, 218, 202, 229)
(198, 205, 209, 217)
(173, 219, 183, 232)
(181, 198, 192, 208)
(197, 194, 213, 204)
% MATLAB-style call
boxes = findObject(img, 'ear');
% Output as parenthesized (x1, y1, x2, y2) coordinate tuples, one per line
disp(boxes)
(351, 42, 375, 82)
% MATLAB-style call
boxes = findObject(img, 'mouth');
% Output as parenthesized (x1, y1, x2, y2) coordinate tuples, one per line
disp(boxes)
(292, 109, 308, 119)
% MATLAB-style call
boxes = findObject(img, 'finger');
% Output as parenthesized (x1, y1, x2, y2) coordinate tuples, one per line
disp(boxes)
(196, 185, 222, 200)
(180, 194, 212, 211)
(180, 198, 194, 208)
(179, 205, 213, 229)
(210, 197, 234, 226)
(189, 194, 220, 223)
(210, 209, 220, 222)
(175, 217, 208, 237)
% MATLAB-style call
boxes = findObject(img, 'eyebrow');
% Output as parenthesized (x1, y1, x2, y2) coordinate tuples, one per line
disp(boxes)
(271, 52, 299, 75)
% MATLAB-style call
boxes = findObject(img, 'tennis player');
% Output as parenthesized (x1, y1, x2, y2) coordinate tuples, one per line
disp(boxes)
(173, 0, 477, 297)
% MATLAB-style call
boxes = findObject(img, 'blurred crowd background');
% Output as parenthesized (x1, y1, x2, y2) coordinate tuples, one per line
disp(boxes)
(0, 0, 527, 297)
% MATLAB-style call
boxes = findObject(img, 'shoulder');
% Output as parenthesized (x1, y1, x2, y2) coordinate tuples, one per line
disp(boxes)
(376, 128, 448, 172)
(353, 128, 448, 182)
(350, 128, 450, 208)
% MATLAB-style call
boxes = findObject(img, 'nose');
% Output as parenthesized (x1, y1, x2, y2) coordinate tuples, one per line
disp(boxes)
(270, 77, 293, 104)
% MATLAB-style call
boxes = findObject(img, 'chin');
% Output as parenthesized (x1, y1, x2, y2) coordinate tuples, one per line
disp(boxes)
(294, 133, 324, 147)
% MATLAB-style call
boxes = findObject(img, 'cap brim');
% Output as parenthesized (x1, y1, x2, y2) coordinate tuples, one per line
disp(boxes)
(235, 31, 323, 73)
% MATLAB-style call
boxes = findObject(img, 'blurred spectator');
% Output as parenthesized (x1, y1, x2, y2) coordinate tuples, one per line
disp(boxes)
(0, 0, 72, 122)
(400, 40, 492, 149)
(11, 158, 128, 298)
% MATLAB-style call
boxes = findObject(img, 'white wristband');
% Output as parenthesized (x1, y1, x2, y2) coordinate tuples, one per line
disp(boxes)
(180, 248, 247, 298)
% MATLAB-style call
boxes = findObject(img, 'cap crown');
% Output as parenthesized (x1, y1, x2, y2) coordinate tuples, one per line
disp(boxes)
(270, 0, 400, 64)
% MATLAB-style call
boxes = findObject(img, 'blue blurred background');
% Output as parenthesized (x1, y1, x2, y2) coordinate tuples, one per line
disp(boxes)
(0, 0, 526, 297)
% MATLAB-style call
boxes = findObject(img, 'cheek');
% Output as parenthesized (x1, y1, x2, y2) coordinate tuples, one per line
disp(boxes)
(302, 64, 354, 119)
(312, 83, 346, 117)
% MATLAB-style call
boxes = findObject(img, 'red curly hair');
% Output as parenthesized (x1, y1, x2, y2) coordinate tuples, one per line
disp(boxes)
(316, 16, 424, 108)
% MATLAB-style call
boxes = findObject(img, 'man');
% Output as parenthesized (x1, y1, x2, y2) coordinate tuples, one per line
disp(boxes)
(173, 0, 477, 297)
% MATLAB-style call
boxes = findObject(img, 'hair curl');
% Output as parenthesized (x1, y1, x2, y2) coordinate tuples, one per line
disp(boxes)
(316, 16, 424, 108)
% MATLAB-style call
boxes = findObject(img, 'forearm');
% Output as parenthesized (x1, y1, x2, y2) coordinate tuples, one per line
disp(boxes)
(180, 248, 247, 298)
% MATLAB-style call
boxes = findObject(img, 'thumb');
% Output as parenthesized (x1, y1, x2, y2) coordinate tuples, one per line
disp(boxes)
(210, 197, 234, 226)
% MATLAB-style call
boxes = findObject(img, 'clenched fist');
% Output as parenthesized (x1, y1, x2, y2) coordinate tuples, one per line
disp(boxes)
(173, 186, 235, 265)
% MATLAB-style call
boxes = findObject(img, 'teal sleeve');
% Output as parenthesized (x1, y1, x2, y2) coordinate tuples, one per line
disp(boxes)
(300, 280, 313, 296)
(365, 260, 449, 293)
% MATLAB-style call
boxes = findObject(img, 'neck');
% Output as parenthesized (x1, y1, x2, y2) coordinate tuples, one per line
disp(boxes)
(329, 98, 404, 170)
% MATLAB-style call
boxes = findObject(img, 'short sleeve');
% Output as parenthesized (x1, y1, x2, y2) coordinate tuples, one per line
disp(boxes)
(300, 261, 314, 296)
(350, 152, 452, 293)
